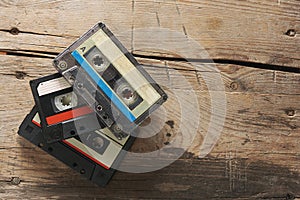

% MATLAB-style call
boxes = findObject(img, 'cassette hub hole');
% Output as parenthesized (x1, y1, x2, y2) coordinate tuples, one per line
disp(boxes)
(77, 83, 83, 89)
(92, 137, 105, 150)
(116, 82, 138, 106)
(61, 95, 72, 106)
(122, 88, 133, 100)
(93, 55, 104, 67)
(55, 92, 78, 111)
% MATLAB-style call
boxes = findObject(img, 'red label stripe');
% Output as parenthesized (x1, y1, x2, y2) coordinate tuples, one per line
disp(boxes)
(32, 115, 110, 170)
(32, 120, 41, 127)
(46, 106, 93, 125)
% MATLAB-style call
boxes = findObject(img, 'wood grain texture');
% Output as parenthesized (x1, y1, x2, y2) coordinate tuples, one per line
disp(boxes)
(0, 0, 299, 67)
(0, 0, 300, 199)
(0, 55, 299, 199)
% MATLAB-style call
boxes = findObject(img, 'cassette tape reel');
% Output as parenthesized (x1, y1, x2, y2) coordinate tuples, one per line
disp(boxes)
(53, 22, 168, 134)
(18, 107, 135, 186)
(54, 92, 78, 112)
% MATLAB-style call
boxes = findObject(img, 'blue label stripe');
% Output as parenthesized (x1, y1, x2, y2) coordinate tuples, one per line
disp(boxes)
(71, 50, 136, 122)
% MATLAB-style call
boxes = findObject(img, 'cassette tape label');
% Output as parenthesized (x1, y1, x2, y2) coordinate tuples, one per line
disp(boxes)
(32, 112, 126, 169)
(71, 28, 161, 120)
(63, 132, 122, 169)
(72, 50, 136, 122)
(30, 73, 105, 143)
(37, 77, 71, 96)
(54, 23, 168, 133)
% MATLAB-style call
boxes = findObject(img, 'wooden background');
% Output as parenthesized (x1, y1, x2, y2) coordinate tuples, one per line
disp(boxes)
(0, 0, 299, 199)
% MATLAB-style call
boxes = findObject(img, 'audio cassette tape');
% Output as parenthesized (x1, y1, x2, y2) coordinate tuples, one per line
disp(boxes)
(53, 22, 167, 134)
(30, 73, 104, 143)
(18, 106, 135, 186)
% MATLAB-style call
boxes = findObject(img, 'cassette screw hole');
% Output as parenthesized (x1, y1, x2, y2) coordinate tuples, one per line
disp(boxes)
(116, 126, 121, 132)
(80, 169, 85, 174)
(58, 61, 67, 70)
(112, 124, 122, 133)
(117, 134, 123, 140)
(103, 115, 108, 120)
(77, 83, 83, 89)
(96, 104, 103, 111)
(48, 147, 53, 152)
(70, 130, 76, 135)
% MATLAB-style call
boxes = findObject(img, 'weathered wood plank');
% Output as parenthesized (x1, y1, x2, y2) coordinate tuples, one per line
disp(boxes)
(0, 0, 299, 67)
(0, 54, 299, 199)
(1, 0, 299, 198)
(0, 148, 299, 199)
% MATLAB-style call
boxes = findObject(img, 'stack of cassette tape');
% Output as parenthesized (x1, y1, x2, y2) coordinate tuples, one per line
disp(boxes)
(18, 23, 167, 186)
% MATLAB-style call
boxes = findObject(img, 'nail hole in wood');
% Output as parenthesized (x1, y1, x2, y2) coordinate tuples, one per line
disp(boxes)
(286, 193, 295, 200)
(11, 177, 21, 185)
(285, 109, 295, 117)
(166, 120, 175, 128)
(230, 82, 238, 90)
(285, 29, 296, 37)
(15, 71, 27, 79)
(10, 27, 19, 35)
